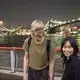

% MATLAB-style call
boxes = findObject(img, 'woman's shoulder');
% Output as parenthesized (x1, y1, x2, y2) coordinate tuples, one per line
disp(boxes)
(72, 55, 80, 66)
(71, 55, 80, 79)
(72, 55, 80, 61)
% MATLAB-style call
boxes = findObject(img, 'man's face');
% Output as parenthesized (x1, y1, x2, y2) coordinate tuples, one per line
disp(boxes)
(65, 32, 71, 37)
(62, 41, 74, 57)
(33, 28, 44, 40)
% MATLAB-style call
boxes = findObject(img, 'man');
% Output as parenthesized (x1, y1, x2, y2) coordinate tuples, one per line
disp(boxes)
(64, 27, 71, 38)
(63, 26, 77, 43)
(22, 20, 55, 80)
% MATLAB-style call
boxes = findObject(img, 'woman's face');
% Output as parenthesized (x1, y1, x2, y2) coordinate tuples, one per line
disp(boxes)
(62, 41, 74, 57)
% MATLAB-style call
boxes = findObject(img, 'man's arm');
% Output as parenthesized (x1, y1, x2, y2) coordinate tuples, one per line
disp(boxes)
(49, 55, 54, 80)
(23, 51, 29, 80)
(49, 39, 56, 80)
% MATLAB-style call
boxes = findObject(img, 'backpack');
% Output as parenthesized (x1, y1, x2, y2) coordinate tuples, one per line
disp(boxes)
(28, 37, 51, 61)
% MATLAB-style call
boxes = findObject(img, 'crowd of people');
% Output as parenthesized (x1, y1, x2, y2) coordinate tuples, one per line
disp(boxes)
(22, 20, 79, 80)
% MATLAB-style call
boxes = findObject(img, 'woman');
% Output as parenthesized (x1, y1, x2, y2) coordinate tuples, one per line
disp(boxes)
(61, 37, 80, 80)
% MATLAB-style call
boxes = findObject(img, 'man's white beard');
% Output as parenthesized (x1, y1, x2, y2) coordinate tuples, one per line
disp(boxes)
(34, 36, 44, 44)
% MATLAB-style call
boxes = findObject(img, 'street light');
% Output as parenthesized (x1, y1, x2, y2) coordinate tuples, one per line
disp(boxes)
(0, 21, 3, 25)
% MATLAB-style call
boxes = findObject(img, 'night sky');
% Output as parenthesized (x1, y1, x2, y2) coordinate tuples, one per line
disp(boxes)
(0, 0, 80, 28)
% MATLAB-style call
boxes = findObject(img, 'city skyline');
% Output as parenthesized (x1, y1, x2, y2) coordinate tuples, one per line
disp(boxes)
(0, 0, 80, 28)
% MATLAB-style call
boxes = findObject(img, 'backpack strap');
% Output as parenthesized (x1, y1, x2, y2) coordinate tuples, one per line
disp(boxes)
(28, 37, 32, 53)
(46, 39, 51, 61)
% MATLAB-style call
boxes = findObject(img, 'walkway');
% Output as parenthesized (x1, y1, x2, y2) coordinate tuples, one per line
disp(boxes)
(0, 69, 61, 80)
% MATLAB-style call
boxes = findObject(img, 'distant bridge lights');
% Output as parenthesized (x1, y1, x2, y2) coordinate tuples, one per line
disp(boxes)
(78, 18, 80, 20)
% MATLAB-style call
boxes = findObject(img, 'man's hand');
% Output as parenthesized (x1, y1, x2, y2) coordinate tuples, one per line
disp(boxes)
(23, 73, 28, 80)
(49, 73, 54, 80)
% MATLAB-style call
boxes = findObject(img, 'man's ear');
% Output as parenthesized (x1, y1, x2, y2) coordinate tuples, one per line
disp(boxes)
(42, 31, 45, 36)
(31, 30, 34, 37)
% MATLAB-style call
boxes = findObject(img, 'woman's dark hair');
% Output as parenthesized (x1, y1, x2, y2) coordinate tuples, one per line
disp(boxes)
(61, 37, 79, 58)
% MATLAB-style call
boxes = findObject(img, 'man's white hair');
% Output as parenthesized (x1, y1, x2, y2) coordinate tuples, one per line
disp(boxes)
(31, 20, 44, 31)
